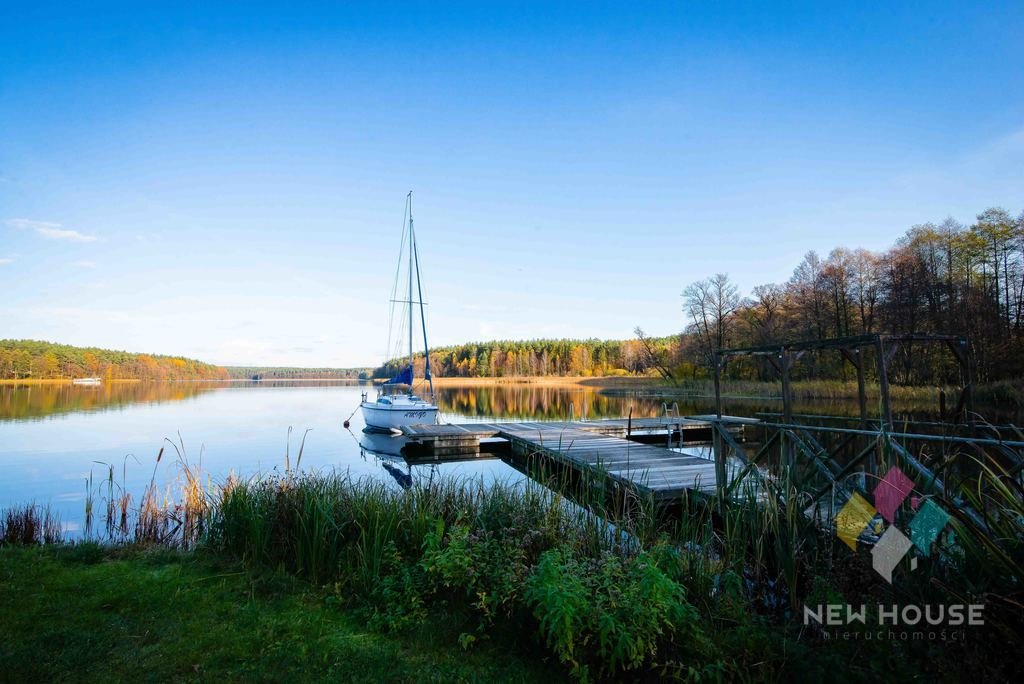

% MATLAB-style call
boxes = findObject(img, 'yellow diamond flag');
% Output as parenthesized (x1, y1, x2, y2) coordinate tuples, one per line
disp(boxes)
(836, 492, 877, 550)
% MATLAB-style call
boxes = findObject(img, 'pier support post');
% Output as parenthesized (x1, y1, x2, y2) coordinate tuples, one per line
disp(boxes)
(875, 337, 894, 431)
(946, 337, 975, 430)
(780, 346, 795, 474)
(841, 346, 874, 476)
(713, 352, 722, 419)
(713, 351, 728, 505)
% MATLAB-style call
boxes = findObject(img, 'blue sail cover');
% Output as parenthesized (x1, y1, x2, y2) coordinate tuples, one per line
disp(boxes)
(388, 364, 414, 385)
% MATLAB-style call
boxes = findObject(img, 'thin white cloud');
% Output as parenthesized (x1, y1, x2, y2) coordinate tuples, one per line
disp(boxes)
(992, 126, 1024, 154)
(0, 258, 12, 265)
(37, 226, 98, 242)
(74, 260, 97, 268)
(5, 218, 98, 242)
(890, 123, 1024, 203)
(962, 124, 1024, 164)
(5, 218, 55, 231)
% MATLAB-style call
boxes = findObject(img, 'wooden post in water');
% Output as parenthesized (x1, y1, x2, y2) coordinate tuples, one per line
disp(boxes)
(780, 346, 794, 473)
(946, 337, 975, 431)
(854, 350, 868, 428)
(842, 346, 874, 477)
(875, 337, 894, 431)
(713, 351, 727, 502)
(874, 336, 894, 474)
(965, 340, 976, 425)
(713, 352, 722, 419)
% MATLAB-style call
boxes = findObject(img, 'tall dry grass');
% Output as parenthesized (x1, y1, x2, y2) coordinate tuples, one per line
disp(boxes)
(0, 504, 62, 546)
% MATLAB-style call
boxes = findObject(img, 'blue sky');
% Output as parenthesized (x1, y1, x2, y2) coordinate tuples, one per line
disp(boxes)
(2, 2, 1022, 367)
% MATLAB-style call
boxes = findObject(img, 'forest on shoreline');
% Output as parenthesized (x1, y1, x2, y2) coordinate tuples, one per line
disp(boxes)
(0, 340, 227, 382)
(223, 366, 368, 380)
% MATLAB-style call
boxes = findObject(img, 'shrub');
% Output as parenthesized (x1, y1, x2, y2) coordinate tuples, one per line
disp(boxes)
(525, 547, 716, 679)
(421, 520, 531, 624)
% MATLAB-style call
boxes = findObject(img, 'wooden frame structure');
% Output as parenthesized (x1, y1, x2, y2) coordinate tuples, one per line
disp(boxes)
(711, 333, 974, 430)
(705, 334, 1019, 531)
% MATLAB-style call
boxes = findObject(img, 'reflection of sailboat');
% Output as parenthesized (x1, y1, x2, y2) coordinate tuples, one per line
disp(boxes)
(360, 192, 439, 432)
(381, 461, 413, 489)
(358, 431, 415, 489)
(358, 430, 409, 459)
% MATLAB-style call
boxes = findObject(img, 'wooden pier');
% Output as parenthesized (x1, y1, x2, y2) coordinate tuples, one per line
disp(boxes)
(401, 417, 750, 502)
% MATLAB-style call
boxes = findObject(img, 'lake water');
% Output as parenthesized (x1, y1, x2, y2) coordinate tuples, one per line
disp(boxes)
(0, 380, 677, 534)
(2, 379, 998, 536)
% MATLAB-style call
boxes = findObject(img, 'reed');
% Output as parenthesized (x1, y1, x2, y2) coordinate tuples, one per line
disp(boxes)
(78, 437, 216, 549)
(0, 503, 63, 546)
(209, 469, 581, 590)
(87, 456, 136, 541)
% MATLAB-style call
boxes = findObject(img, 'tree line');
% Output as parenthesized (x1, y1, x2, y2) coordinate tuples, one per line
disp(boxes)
(0, 340, 228, 381)
(680, 206, 1024, 384)
(225, 366, 370, 380)
(373, 336, 678, 379)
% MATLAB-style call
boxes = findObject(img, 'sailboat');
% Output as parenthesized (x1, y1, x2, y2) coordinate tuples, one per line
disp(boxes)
(360, 192, 439, 432)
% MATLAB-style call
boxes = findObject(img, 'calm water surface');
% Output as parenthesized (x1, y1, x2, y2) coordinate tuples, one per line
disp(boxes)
(0, 380, 673, 533)
(3, 379, 988, 534)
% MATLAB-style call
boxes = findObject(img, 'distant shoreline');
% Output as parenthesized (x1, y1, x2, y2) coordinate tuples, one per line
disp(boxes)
(0, 377, 365, 386)
(0, 378, 142, 386)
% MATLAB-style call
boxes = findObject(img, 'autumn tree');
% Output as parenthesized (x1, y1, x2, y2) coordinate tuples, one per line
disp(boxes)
(682, 273, 741, 370)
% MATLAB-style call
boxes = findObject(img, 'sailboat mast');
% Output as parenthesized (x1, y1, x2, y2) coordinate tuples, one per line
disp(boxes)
(407, 192, 414, 377)
(412, 209, 434, 401)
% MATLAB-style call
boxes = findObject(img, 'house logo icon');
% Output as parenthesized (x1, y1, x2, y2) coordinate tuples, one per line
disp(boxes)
(834, 465, 951, 583)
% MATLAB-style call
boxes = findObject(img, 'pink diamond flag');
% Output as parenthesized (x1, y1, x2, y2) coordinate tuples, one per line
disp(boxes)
(874, 466, 914, 523)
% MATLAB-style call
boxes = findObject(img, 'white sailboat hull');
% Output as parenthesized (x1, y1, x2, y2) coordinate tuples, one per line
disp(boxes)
(360, 401, 439, 431)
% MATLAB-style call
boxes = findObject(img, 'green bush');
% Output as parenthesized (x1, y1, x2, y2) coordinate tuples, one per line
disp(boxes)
(421, 520, 532, 624)
(525, 548, 717, 679)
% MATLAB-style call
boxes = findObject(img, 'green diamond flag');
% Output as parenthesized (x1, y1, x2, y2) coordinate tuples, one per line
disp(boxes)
(908, 499, 950, 553)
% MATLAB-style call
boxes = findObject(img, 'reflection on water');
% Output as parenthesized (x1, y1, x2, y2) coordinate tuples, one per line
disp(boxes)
(0, 381, 222, 422)
(2, 378, 1009, 430)
(3, 381, 675, 424)
(436, 385, 664, 420)
(357, 432, 416, 489)
(1, 378, 1012, 538)
(357, 430, 409, 459)
(0, 380, 368, 423)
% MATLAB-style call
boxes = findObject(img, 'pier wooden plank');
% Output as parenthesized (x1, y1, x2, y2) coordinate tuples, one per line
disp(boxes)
(400, 415, 756, 502)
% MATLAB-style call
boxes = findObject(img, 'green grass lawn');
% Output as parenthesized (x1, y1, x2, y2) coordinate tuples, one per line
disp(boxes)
(0, 544, 553, 683)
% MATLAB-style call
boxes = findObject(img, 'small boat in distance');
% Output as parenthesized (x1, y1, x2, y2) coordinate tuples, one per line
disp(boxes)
(360, 192, 439, 432)
(72, 377, 102, 386)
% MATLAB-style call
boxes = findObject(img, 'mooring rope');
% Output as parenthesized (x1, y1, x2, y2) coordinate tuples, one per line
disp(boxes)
(342, 403, 360, 429)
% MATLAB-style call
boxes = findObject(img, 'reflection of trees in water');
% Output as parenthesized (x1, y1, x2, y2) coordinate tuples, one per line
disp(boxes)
(436, 386, 667, 420)
(6, 379, 1004, 426)
(0, 382, 221, 421)
(0, 379, 367, 422)
(437, 385, 1009, 424)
